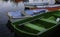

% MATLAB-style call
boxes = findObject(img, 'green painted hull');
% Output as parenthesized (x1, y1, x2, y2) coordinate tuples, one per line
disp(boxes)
(11, 10, 60, 37)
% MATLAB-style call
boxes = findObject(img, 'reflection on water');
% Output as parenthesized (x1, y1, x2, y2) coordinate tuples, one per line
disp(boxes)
(0, 1, 24, 14)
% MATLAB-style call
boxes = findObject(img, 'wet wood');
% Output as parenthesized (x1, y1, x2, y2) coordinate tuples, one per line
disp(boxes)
(30, 7, 60, 11)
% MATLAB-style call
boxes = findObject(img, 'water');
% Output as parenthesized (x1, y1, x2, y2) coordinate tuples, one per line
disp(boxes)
(0, 1, 25, 14)
(0, 1, 25, 37)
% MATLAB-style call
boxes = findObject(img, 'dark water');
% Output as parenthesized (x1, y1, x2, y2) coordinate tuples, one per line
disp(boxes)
(0, 1, 24, 37)
(0, 13, 14, 37)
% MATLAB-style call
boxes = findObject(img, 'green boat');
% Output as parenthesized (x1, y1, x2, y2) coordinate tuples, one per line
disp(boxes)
(11, 10, 60, 37)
